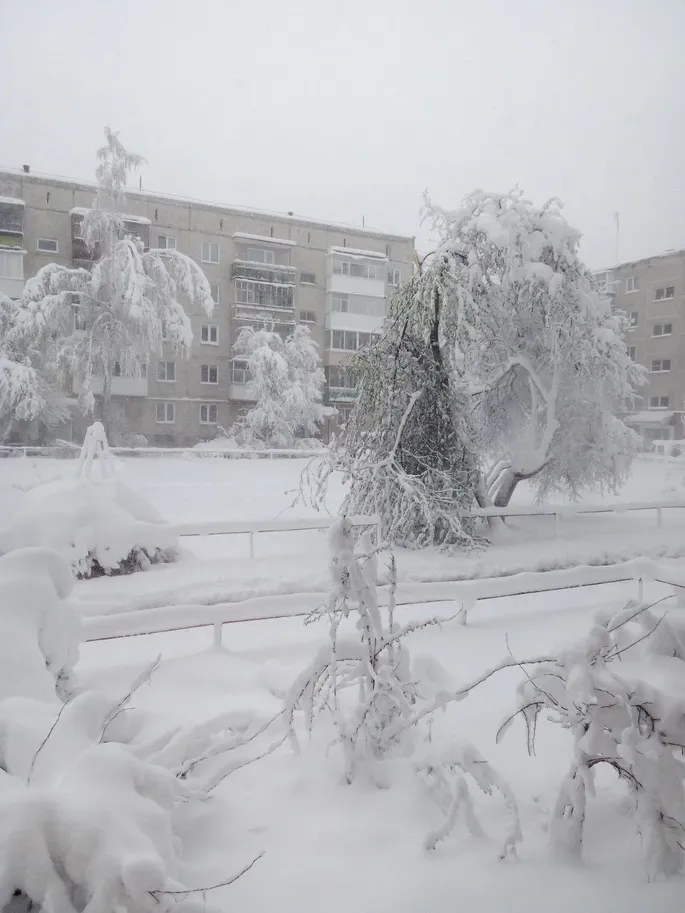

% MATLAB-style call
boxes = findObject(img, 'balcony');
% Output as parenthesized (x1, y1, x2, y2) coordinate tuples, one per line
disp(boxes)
(0, 198, 24, 247)
(231, 261, 297, 286)
(228, 383, 255, 402)
(327, 386, 357, 403)
(233, 279, 295, 312)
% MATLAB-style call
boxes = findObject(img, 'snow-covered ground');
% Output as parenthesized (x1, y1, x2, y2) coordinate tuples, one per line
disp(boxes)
(0, 454, 682, 616)
(1, 455, 684, 908)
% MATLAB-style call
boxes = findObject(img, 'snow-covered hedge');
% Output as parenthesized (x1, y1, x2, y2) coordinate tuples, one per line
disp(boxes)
(0, 424, 179, 578)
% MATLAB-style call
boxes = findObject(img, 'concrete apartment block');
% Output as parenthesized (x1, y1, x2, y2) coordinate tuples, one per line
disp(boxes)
(595, 248, 685, 445)
(0, 169, 414, 446)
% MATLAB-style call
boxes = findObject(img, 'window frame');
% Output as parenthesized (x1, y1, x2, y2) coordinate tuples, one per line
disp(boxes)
(158, 234, 177, 250)
(655, 286, 675, 301)
(210, 283, 220, 303)
(36, 237, 59, 254)
(299, 310, 316, 323)
(157, 360, 176, 382)
(201, 323, 219, 345)
(628, 345, 636, 360)
(246, 246, 275, 265)
(231, 359, 250, 385)
(625, 275, 639, 293)
(628, 311, 638, 329)
(0, 249, 23, 279)
(650, 358, 672, 373)
(649, 395, 670, 409)
(388, 268, 401, 286)
(653, 323, 673, 337)
(199, 403, 218, 424)
(201, 364, 219, 385)
(201, 241, 220, 264)
(156, 401, 175, 424)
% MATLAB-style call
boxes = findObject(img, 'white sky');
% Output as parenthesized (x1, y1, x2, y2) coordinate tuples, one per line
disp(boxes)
(1, 0, 683, 267)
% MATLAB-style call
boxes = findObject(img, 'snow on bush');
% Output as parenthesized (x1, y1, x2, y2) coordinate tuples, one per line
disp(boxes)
(495, 599, 685, 878)
(285, 520, 520, 852)
(0, 423, 179, 578)
(0, 547, 269, 911)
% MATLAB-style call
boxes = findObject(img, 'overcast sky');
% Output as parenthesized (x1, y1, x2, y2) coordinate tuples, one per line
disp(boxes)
(1, 0, 683, 267)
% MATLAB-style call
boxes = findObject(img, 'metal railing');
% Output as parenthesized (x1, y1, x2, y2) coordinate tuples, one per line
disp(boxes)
(0, 444, 322, 460)
(81, 555, 678, 646)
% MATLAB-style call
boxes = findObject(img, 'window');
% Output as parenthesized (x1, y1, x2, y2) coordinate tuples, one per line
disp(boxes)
(201, 241, 219, 264)
(655, 286, 675, 301)
(199, 403, 218, 424)
(330, 293, 385, 317)
(201, 324, 219, 344)
(333, 259, 383, 280)
(37, 238, 58, 253)
(113, 362, 122, 377)
(649, 395, 670, 409)
(246, 247, 275, 265)
(651, 359, 671, 373)
(653, 323, 673, 336)
(299, 310, 316, 323)
(625, 276, 639, 293)
(156, 402, 175, 423)
(158, 235, 177, 250)
(328, 329, 374, 351)
(300, 272, 316, 284)
(234, 278, 294, 309)
(231, 360, 250, 384)
(72, 306, 87, 331)
(72, 216, 84, 240)
(629, 312, 638, 328)
(157, 360, 176, 381)
(210, 283, 220, 303)
(628, 345, 636, 360)
(328, 366, 357, 390)
(0, 250, 23, 279)
(201, 364, 218, 384)
(388, 268, 401, 286)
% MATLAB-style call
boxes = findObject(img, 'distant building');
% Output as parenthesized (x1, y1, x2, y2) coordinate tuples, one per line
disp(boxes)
(595, 248, 685, 446)
(0, 170, 414, 445)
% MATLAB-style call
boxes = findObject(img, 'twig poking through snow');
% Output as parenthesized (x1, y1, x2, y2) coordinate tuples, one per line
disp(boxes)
(149, 850, 265, 899)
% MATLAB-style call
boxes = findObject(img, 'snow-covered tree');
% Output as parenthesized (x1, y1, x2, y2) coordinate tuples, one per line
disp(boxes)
(11, 128, 214, 438)
(0, 295, 69, 443)
(426, 190, 644, 506)
(232, 323, 326, 447)
(308, 254, 484, 548)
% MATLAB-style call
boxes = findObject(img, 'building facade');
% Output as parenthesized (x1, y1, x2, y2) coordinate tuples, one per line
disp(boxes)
(595, 248, 685, 446)
(0, 170, 414, 445)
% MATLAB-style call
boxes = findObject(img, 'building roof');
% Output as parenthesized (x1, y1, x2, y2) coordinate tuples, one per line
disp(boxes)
(594, 248, 685, 274)
(0, 168, 414, 243)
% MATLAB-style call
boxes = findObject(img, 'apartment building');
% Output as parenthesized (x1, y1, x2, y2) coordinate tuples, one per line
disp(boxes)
(595, 248, 685, 445)
(0, 169, 414, 445)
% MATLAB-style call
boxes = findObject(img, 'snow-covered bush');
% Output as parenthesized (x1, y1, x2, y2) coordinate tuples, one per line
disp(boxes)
(10, 128, 213, 440)
(232, 324, 327, 448)
(0, 547, 80, 704)
(285, 520, 520, 852)
(495, 600, 685, 878)
(0, 424, 178, 577)
(0, 547, 269, 911)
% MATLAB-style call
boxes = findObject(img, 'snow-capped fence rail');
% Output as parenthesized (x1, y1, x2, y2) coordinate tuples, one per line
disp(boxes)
(0, 444, 321, 460)
(173, 514, 381, 559)
(81, 556, 678, 646)
(465, 499, 685, 535)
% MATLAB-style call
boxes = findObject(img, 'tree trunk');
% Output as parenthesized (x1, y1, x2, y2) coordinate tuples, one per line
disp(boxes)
(493, 464, 547, 507)
(100, 373, 112, 442)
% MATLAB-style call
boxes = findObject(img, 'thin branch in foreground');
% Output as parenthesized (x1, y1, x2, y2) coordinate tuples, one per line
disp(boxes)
(150, 851, 264, 899)
(100, 653, 162, 741)
(27, 700, 71, 784)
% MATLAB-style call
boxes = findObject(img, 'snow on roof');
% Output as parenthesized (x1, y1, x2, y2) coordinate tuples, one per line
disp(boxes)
(69, 207, 151, 224)
(0, 196, 24, 207)
(329, 246, 388, 260)
(232, 232, 297, 248)
(624, 410, 675, 426)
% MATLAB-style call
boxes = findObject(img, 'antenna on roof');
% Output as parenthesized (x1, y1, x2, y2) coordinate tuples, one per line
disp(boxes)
(614, 211, 620, 263)
(139, 175, 142, 191)
(362, 214, 365, 227)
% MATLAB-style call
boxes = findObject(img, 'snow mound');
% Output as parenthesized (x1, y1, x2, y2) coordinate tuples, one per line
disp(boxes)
(0, 476, 179, 578)
(0, 547, 80, 704)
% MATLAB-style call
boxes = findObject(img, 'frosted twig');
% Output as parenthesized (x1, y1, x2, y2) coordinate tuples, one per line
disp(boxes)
(27, 700, 71, 784)
(150, 851, 264, 899)
(99, 653, 161, 741)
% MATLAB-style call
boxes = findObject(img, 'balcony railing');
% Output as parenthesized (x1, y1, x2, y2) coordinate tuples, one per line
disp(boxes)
(231, 261, 297, 285)
(327, 386, 358, 402)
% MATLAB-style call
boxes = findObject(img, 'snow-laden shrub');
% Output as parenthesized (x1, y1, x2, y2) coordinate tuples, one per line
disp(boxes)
(0, 547, 268, 911)
(285, 519, 520, 852)
(495, 600, 685, 879)
(0, 423, 179, 578)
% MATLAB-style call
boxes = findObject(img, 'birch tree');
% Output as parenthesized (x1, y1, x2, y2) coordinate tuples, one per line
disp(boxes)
(12, 128, 214, 438)
(426, 190, 644, 506)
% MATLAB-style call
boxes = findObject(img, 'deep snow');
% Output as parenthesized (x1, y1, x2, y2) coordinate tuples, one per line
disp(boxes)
(1, 453, 684, 909)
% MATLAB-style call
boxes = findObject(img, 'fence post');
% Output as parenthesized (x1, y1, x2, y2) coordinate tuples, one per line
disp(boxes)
(212, 622, 223, 648)
(249, 531, 255, 559)
(657, 507, 663, 529)
(555, 512, 561, 539)
(637, 576, 644, 602)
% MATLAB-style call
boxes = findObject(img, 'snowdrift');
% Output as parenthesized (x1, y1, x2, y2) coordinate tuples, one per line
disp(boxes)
(0, 476, 179, 578)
